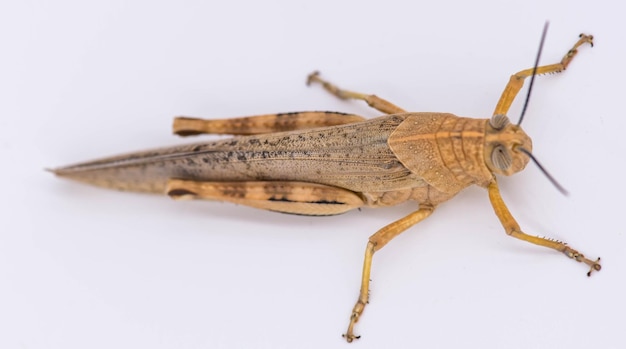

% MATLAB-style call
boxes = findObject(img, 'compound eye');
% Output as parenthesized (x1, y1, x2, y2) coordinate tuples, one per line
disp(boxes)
(491, 145, 512, 171)
(489, 114, 510, 130)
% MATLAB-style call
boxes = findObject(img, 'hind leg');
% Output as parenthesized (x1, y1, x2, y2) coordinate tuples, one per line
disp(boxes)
(173, 111, 365, 136)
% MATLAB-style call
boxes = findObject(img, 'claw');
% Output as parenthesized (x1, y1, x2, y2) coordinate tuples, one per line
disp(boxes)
(343, 302, 365, 343)
(578, 33, 594, 47)
(306, 71, 320, 86)
(342, 333, 361, 343)
(586, 257, 601, 277)
(563, 247, 601, 277)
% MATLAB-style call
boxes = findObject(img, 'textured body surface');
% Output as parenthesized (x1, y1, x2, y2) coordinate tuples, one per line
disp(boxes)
(49, 30, 603, 342)
(54, 112, 493, 207)
(389, 113, 493, 192)
(54, 114, 413, 195)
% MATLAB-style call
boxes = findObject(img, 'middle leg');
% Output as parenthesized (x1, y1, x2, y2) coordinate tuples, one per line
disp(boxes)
(307, 71, 407, 115)
(344, 204, 435, 342)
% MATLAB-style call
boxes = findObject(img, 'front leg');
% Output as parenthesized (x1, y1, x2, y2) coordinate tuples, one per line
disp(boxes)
(493, 33, 593, 116)
(487, 180, 601, 276)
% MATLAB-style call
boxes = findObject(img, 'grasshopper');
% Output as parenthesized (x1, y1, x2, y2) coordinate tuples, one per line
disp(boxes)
(51, 26, 600, 342)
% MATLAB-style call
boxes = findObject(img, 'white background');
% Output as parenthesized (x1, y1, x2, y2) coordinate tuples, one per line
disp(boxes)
(2, 1, 625, 348)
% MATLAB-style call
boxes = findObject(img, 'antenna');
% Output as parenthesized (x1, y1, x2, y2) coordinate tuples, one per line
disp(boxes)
(518, 22, 549, 126)
(517, 147, 568, 195)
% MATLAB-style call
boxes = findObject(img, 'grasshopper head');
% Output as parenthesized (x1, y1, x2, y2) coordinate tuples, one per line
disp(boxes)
(484, 114, 532, 176)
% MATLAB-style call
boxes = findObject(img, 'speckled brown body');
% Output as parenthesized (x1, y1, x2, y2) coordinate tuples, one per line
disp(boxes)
(52, 33, 601, 341)
(53, 112, 494, 208)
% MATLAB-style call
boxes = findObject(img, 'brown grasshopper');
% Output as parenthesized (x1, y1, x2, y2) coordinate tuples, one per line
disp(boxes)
(51, 27, 600, 342)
